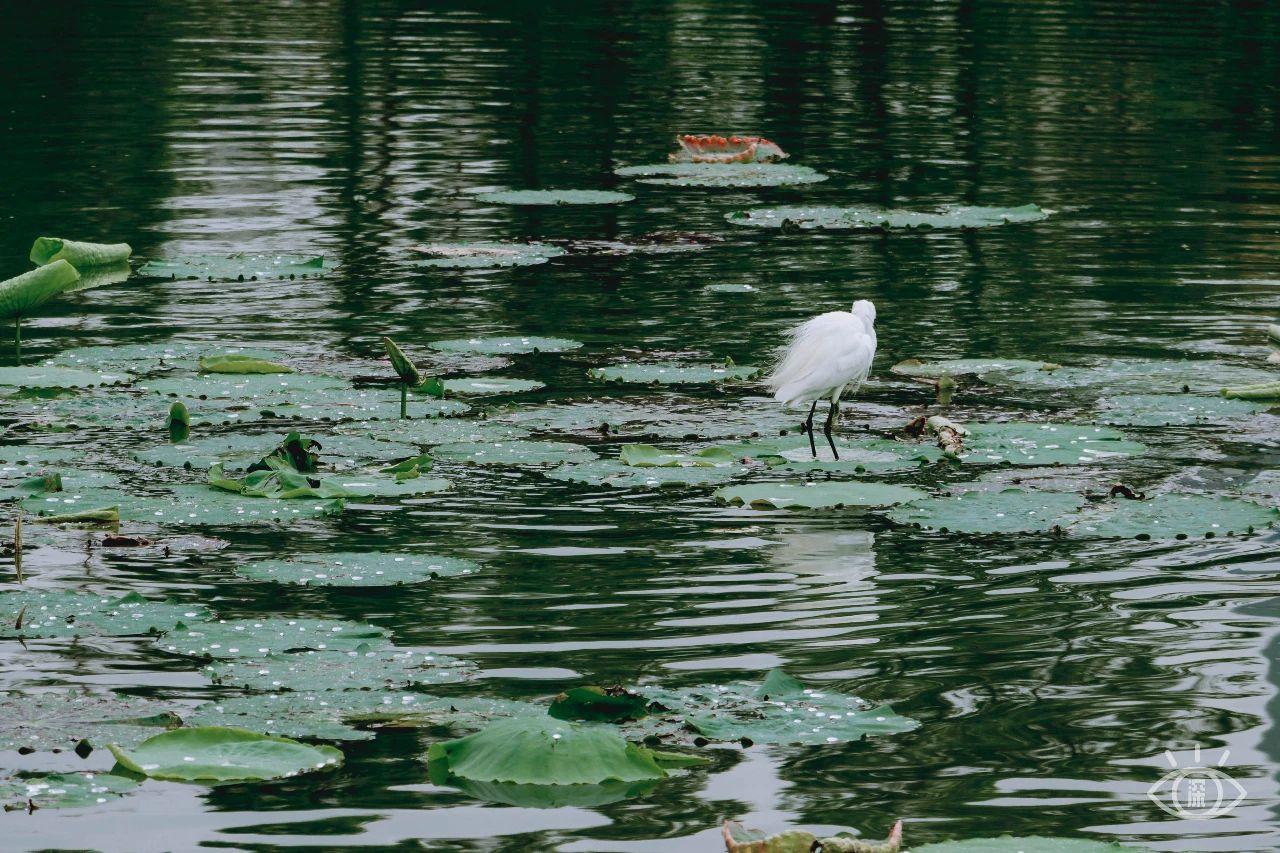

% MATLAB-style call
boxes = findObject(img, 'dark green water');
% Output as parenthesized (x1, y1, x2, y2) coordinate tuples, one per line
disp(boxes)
(1, 1, 1279, 850)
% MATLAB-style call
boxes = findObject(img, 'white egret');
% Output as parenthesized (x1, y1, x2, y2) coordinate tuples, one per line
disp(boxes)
(766, 299, 877, 460)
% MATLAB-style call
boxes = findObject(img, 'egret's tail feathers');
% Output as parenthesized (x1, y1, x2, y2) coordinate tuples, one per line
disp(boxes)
(766, 315, 839, 403)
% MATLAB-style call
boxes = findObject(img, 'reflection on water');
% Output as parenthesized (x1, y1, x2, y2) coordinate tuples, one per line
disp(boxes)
(1, 0, 1280, 850)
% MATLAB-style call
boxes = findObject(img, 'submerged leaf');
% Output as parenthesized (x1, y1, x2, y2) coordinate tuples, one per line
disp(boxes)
(887, 489, 1086, 535)
(0, 366, 126, 389)
(29, 237, 132, 269)
(550, 687, 650, 723)
(234, 551, 479, 587)
(1096, 393, 1271, 426)
(891, 357, 1061, 380)
(108, 726, 343, 782)
(912, 838, 1153, 852)
(726, 203, 1050, 231)
(441, 376, 544, 395)
(957, 422, 1145, 466)
(1066, 493, 1277, 540)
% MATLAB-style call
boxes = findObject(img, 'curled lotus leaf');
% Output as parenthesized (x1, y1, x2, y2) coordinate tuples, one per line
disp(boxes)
(138, 254, 332, 281)
(411, 241, 565, 269)
(432, 439, 596, 467)
(958, 422, 1145, 466)
(545, 459, 738, 489)
(0, 771, 139, 810)
(429, 335, 583, 356)
(203, 646, 476, 691)
(441, 376, 545, 395)
(199, 353, 294, 375)
(589, 362, 761, 385)
(0, 590, 211, 640)
(29, 238, 131, 269)
(614, 162, 827, 188)
(886, 489, 1087, 535)
(726, 203, 1050, 231)
(155, 618, 392, 659)
(108, 726, 343, 783)
(1095, 393, 1272, 426)
(0, 259, 80, 319)
(473, 189, 634, 206)
(1220, 381, 1280, 401)
(234, 551, 479, 587)
(714, 481, 925, 511)
(0, 691, 181, 752)
(891, 357, 1061, 381)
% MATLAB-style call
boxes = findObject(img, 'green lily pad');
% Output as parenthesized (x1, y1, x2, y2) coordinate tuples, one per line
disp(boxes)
(0, 591, 211, 640)
(614, 163, 827, 188)
(474, 189, 634, 206)
(323, 472, 452, 499)
(913, 838, 1154, 852)
(726, 203, 1051, 231)
(1067, 493, 1277, 540)
(203, 646, 475, 691)
(22, 485, 345, 526)
(635, 669, 918, 746)
(260, 387, 470, 423)
(716, 435, 941, 473)
(589, 362, 761, 385)
(988, 358, 1279, 395)
(429, 336, 583, 356)
(959, 422, 1145, 465)
(0, 692, 182, 752)
(108, 726, 343, 782)
(545, 459, 739, 489)
(619, 444, 737, 468)
(133, 433, 416, 471)
(887, 489, 1087, 534)
(411, 242, 565, 269)
(432, 439, 596, 467)
(234, 551, 479, 587)
(0, 469, 124, 501)
(199, 354, 294, 375)
(891, 357, 1061, 380)
(138, 254, 332, 281)
(1095, 393, 1272, 426)
(142, 372, 348, 400)
(49, 343, 286, 378)
(155, 618, 391, 659)
(714, 481, 925, 510)
(342, 418, 531, 446)
(0, 367, 128, 389)
(0, 771, 138, 810)
(0, 260, 80, 319)
(440, 376, 544, 395)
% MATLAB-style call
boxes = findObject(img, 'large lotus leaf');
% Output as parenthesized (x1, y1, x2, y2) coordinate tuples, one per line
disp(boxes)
(474, 189, 633, 206)
(618, 444, 737, 468)
(49, 342, 286, 377)
(133, 433, 416, 471)
(108, 726, 343, 782)
(988, 358, 1278, 395)
(715, 481, 925, 510)
(501, 399, 806, 440)
(30, 237, 131, 269)
(427, 716, 666, 786)
(589, 362, 761, 385)
(545, 459, 739, 489)
(432, 439, 596, 467)
(1066, 494, 1277, 540)
(912, 838, 1154, 853)
(0, 590, 211, 639)
(959, 422, 1145, 465)
(725, 203, 1050, 231)
(411, 241, 565, 269)
(342, 418, 530, 446)
(0, 366, 128, 389)
(0, 771, 139, 810)
(324, 472, 452, 499)
(891, 357, 1061, 380)
(441, 377, 545, 395)
(716, 435, 941, 474)
(887, 489, 1087, 534)
(1096, 393, 1273, 426)
(138, 254, 332, 281)
(141, 372, 348, 400)
(0, 692, 181, 752)
(614, 162, 827, 188)
(635, 669, 918, 746)
(235, 551, 479, 587)
(155, 618, 391, 659)
(22, 485, 344, 526)
(0, 259, 80, 319)
(1, 390, 264, 431)
(203, 647, 475, 691)
(429, 336, 583, 356)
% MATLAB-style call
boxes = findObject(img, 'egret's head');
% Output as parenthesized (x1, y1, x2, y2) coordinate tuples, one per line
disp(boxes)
(852, 299, 876, 324)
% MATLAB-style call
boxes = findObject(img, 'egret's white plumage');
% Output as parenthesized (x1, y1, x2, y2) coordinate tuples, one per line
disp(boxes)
(766, 300, 877, 458)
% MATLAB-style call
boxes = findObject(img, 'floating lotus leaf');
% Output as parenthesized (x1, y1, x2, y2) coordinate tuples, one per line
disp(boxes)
(0, 692, 181, 752)
(0, 446, 77, 477)
(887, 489, 1086, 534)
(427, 716, 667, 786)
(1095, 393, 1272, 426)
(959, 422, 1145, 465)
(343, 418, 530, 446)
(0, 260, 80, 319)
(323, 472, 452, 499)
(0, 366, 128, 389)
(635, 669, 918, 746)
(474, 189, 634, 206)
(726, 203, 1050, 231)
(706, 283, 757, 293)
(441, 377, 545, 395)
(133, 433, 416, 471)
(429, 336, 583, 356)
(30, 237, 131, 269)
(259, 387, 470, 423)
(108, 726, 343, 782)
(0, 590, 211, 639)
(716, 435, 940, 473)
(549, 232, 722, 256)
(0, 470, 122, 502)
(545, 459, 738, 489)
(1067, 493, 1277, 540)
(142, 372, 348, 400)
(199, 353, 293, 374)
(913, 838, 1154, 853)
(411, 241, 566, 268)
(589, 362, 761, 385)
(499, 399, 804, 440)
(614, 162, 827, 187)
(138, 254, 332, 281)
(204, 647, 475, 691)
(432, 439, 596, 466)
(2, 390, 261, 432)
(156, 618, 391, 659)
(987, 358, 1278, 395)
(235, 551, 478, 587)
(23, 485, 344, 526)
(50, 341, 285, 375)
(715, 481, 925, 510)
(891, 357, 1061, 380)
(618, 444, 737, 468)
(0, 771, 138, 810)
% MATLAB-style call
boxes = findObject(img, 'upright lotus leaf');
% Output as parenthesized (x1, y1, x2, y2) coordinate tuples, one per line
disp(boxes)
(887, 489, 1086, 535)
(635, 669, 918, 747)
(108, 726, 343, 782)
(29, 238, 132, 269)
(209, 461, 355, 501)
(199, 354, 294, 375)
(234, 551, 479, 587)
(589, 362, 761, 385)
(0, 771, 139, 810)
(250, 431, 320, 474)
(959, 422, 1145, 465)
(0, 259, 80, 319)
(441, 377, 545, 395)
(714, 481, 925, 511)
(156, 618, 391, 659)
(0, 692, 182, 752)
(474, 189, 634, 205)
(411, 241, 566, 269)
(430, 335, 583, 355)
(619, 445, 737, 468)
(0, 590, 211, 639)
(203, 646, 475, 691)
(912, 838, 1154, 852)
(382, 336, 423, 386)
(891, 357, 1061, 381)
(0, 366, 128, 389)
(138, 254, 331, 281)
(614, 162, 827, 188)
(1220, 381, 1280, 401)
(432, 439, 596, 467)
(1095, 393, 1272, 426)
(1066, 493, 1277, 540)
(549, 687, 650, 723)
(726, 203, 1050, 231)
(426, 716, 667, 786)
(546, 459, 740, 489)
(168, 401, 190, 442)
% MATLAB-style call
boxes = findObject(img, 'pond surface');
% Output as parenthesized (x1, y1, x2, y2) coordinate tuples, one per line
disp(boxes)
(1, 1, 1279, 850)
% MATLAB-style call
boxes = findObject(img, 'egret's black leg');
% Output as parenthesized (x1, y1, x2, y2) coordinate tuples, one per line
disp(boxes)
(805, 400, 818, 458)
(823, 401, 840, 460)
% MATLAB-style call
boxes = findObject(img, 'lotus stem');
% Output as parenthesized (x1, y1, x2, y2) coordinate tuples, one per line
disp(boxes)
(400, 383, 408, 419)
(13, 514, 22, 584)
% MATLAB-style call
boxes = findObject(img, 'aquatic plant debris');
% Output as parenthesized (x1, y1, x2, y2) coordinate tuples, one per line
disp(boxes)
(108, 726, 343, 782)
(726, 203, 1051, 231)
